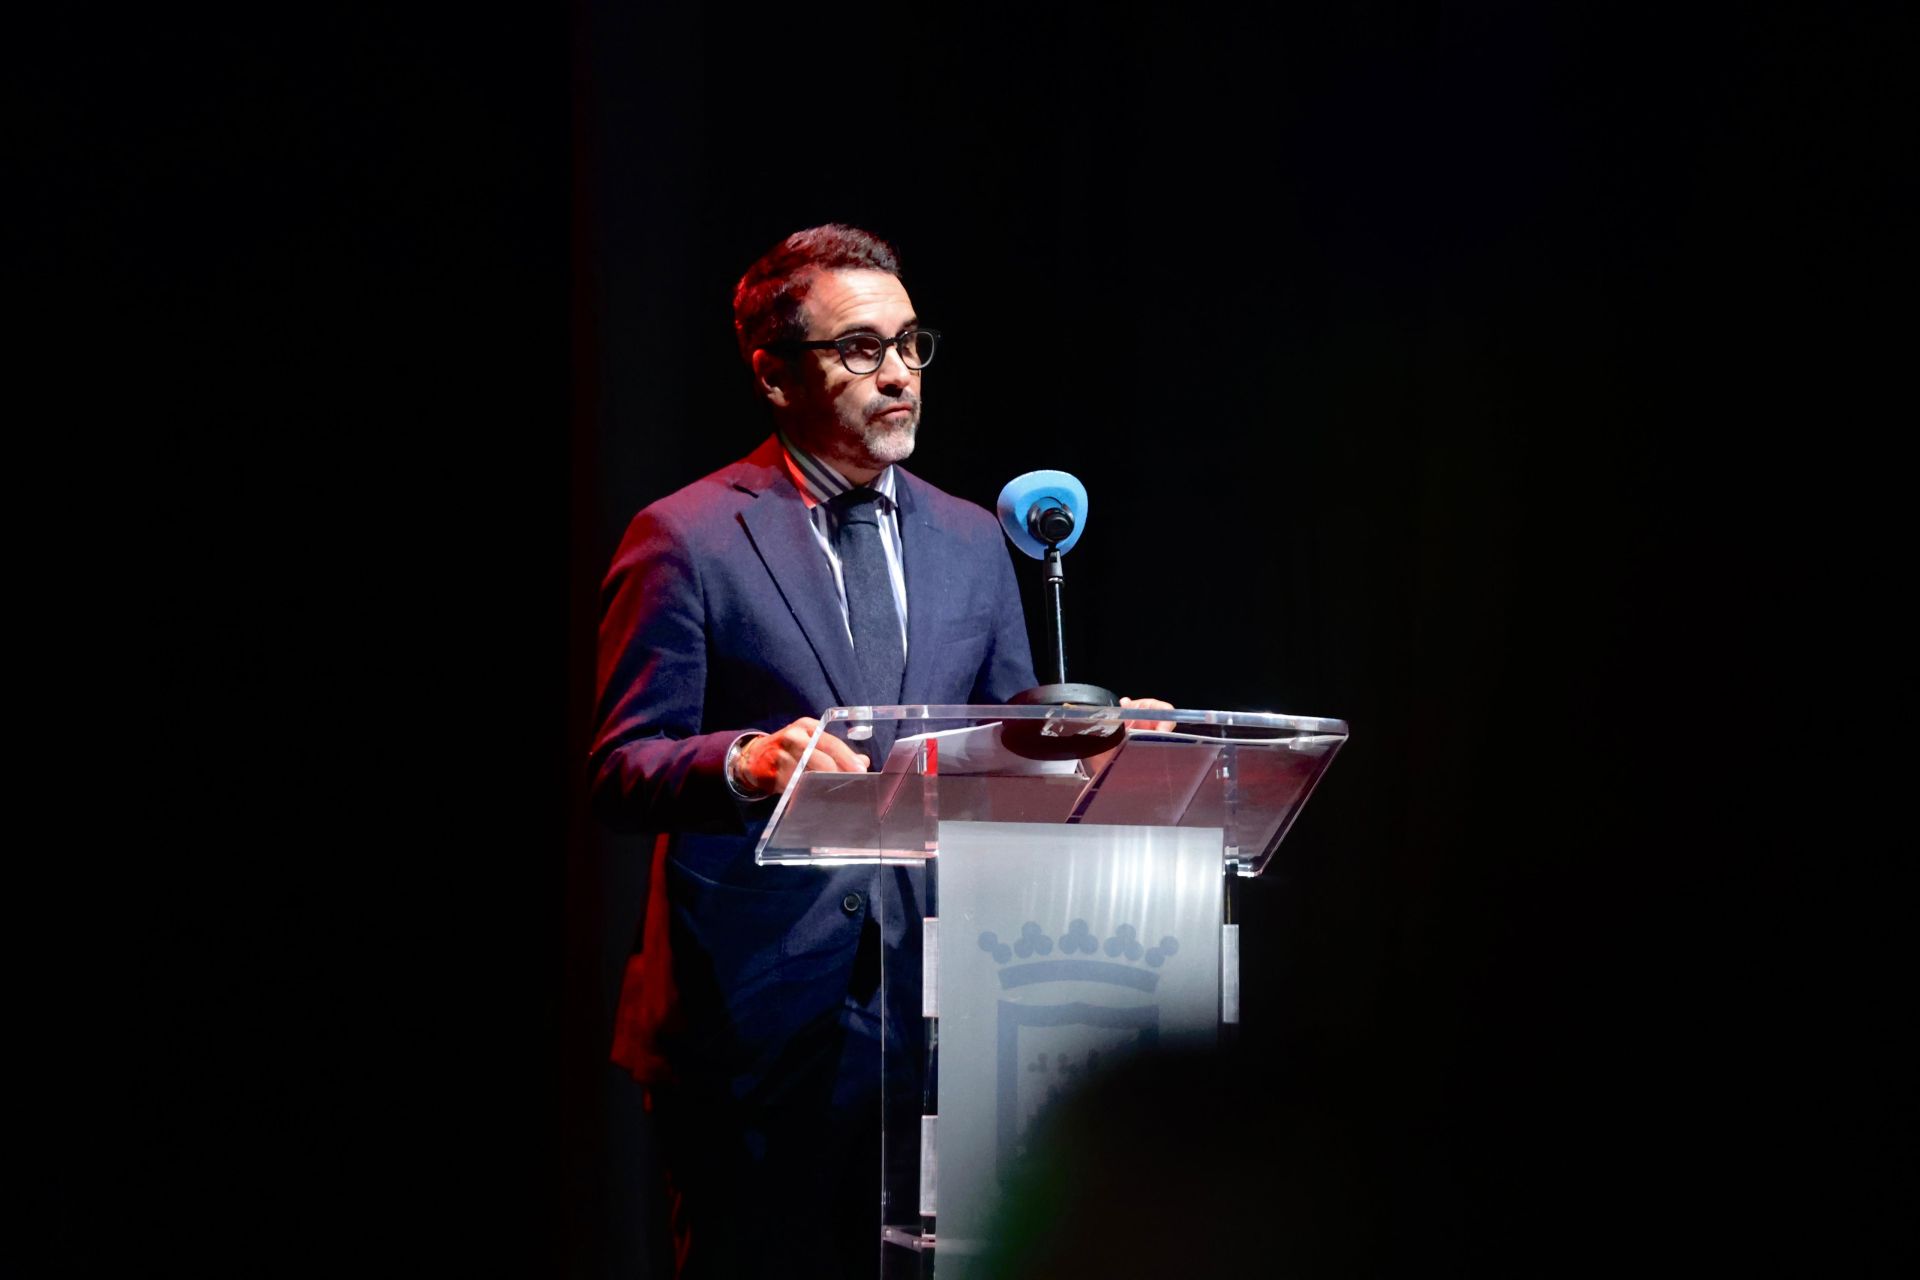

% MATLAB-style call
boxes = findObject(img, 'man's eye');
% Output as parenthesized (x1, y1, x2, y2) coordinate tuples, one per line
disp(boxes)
(841, 336, 883, 359)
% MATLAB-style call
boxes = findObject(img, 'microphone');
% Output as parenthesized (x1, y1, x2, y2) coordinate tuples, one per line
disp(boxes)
(995, 471, 1116, 733)
(996, 470, 1088, 559)
(1029, 501, 1075, 547)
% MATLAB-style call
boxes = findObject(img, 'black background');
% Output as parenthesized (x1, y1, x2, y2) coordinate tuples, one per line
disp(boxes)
(30, 2, 1904, 1274)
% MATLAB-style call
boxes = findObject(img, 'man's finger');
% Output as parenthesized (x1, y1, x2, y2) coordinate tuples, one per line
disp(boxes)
(806, 733, 870, 772)
(1120, 696, 1177, 733)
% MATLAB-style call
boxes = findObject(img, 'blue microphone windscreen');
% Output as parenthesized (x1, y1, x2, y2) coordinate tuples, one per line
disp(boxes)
(997, 470, 1088, 559)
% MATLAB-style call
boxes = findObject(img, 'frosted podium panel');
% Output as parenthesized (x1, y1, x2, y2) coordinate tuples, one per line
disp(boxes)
(930, 820, 1225, 1272)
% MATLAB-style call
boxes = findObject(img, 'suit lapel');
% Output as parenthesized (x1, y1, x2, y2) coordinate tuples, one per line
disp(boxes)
(737, 454, 862, 710)
(896, 472, 951, 706)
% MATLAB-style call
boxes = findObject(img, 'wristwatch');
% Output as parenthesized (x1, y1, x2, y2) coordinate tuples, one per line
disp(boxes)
(724, 731, 767, 800)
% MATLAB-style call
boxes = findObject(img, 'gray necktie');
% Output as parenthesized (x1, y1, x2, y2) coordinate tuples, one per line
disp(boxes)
(829, 487, 905, 710)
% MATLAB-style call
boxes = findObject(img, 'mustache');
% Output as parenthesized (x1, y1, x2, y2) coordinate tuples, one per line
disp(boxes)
(866, 392, 920, 420)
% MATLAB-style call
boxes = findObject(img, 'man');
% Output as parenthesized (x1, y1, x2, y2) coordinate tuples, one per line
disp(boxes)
(590, 225, 1036, 1277)
(591, 224, 1169, 1276)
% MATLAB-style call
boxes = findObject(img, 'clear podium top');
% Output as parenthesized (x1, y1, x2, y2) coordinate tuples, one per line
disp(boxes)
(754, 704, 1347, 877)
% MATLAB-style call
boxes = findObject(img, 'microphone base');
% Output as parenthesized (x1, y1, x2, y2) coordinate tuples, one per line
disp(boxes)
(1001, 683, 1122, 760)
(1009, 683, 1117, 707)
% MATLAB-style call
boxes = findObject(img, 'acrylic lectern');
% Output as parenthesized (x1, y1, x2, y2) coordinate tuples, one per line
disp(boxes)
(754, 702, 1347, 1278)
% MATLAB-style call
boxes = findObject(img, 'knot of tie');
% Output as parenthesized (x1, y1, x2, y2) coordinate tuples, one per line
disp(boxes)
(829, 486, 887, 525)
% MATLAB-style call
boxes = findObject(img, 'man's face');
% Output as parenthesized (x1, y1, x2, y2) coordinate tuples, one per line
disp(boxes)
(773, 269, 923, 479)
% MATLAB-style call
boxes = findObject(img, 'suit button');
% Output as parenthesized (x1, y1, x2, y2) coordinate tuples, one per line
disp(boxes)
(841, 892, 863, 915)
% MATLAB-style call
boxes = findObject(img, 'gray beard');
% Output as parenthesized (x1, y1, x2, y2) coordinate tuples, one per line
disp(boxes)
(847, 393, 920, 467)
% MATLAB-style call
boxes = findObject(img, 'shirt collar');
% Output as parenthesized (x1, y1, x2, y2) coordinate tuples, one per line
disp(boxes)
(776, 429, 897, 511)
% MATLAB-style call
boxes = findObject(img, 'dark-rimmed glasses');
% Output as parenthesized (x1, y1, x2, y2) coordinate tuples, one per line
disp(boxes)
(765, 328, 940, 375)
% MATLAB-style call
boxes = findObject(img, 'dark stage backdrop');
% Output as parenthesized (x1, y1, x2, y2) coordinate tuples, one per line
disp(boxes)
(554, 5, 1900, 1277)
(36, 3, 1899, 1276)
(555, 5, 1906, 1277)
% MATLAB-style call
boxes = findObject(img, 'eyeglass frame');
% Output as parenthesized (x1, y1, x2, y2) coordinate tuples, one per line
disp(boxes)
(761, 327, 941, 374)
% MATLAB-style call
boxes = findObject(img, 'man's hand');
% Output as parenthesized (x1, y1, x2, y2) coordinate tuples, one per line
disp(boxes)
(731, 717, 871, 796)
(1118, 696, 1177, 733)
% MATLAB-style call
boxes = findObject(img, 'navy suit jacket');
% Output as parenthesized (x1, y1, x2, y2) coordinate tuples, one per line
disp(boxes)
(591, 435, 1035, 1104)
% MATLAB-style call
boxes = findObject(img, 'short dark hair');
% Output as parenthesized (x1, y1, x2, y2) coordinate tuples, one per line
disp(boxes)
(731, 224, 902, 365)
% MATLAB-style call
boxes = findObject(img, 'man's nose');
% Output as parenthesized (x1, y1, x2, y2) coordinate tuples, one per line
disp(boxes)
(874, 343, 915, 390)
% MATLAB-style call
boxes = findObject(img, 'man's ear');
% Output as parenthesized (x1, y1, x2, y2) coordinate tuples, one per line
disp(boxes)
(751, 348, 792, 408)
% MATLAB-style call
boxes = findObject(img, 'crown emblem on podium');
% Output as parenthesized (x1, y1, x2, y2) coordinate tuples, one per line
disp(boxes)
(977, 920, 1180, 981)
(977, 918, 1179, 1170)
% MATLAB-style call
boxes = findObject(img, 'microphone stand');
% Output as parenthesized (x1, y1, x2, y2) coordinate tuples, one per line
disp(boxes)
(996, 475, 1117, 755)
(1012, 541, 1115, 707)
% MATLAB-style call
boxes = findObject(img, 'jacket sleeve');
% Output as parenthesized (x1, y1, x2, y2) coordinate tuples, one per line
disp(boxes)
(970, 530, 1039, 704)
(588, 504, 756, 834)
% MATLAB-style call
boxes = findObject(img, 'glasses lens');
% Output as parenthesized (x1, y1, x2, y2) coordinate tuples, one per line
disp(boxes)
(839, 335, 883, 373)
(901, 329, 936, 369)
